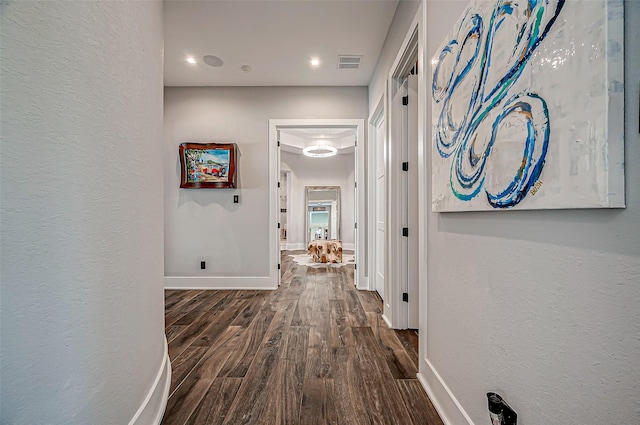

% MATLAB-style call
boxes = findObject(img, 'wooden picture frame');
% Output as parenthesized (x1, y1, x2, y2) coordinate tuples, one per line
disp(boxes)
(179, 142, 237, 189)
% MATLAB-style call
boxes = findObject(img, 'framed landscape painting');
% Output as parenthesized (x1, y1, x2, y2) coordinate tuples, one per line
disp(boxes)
(179, 142, 237, 189)
(431, 0, 625, 211)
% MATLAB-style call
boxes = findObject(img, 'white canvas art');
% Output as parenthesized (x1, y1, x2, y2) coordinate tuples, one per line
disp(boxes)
(431, 0, 624, 211)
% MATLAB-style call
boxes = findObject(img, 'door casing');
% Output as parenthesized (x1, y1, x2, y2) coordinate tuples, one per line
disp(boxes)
(269, 119, 366, 288)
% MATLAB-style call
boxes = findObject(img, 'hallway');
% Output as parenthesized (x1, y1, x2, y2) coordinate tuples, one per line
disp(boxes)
(161, 252, 443, 425)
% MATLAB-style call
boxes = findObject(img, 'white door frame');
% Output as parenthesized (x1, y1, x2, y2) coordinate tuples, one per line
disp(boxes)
(269, 119, 367, 289)
(385, 4, 425, 329)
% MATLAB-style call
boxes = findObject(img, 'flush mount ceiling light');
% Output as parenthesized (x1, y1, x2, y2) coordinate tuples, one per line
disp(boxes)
(310, 58, 320, 67)
(303, 145, 337, 158)
(186, 56, 196, 64)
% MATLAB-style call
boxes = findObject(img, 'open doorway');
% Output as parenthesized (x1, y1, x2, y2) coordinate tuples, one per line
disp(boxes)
(269, 119, 366, 288)
(279, 128, 354, 273)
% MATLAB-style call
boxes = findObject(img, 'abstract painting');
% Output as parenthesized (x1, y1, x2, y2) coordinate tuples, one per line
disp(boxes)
(179, 142, 237, 189)
(431, 0, 624, 211)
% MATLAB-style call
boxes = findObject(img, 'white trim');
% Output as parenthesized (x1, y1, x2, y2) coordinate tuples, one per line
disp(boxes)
(128, 336, 171, 425)
(356, 276, 369, 291)
(381, 314, 393, 329)
(417, 1, 431, 332)
(417, 360, 475, 425)
(165, 276, 277, 290)
(270, 124, 280, 286)
(418, 0, 430, 376)
(355, 120, 367, 289)
(269, 119, 366, 288)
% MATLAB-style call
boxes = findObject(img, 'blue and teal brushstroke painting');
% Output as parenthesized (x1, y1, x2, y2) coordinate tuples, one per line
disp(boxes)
(432, 0, 565, 208)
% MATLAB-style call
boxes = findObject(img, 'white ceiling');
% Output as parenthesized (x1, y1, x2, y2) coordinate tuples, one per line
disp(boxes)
(164, 0, 399, 87)
(279, 127, 356, 155)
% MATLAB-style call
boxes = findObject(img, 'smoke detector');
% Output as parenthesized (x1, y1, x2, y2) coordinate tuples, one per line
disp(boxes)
(337, 55, 362, 70)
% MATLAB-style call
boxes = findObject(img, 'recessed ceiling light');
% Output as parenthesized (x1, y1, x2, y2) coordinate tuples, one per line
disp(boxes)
(203, 55, 224, 67)
(240, 65, 252, 73)
(310, 58, 320, 66)
(186, 57, 196, 64)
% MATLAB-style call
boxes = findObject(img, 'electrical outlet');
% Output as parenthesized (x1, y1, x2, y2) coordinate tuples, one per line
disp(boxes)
(200, 261, 206, 270)
(233, 195, 239, 203)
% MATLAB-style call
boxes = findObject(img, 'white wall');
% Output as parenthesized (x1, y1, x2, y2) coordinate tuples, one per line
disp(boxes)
(164, 87, 367, 287)
(281, 151, 355, 250)
(0, 2, 168, 424)
(419, 1, 640, 425)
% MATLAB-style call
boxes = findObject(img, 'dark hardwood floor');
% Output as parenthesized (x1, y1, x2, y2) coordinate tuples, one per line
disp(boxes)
(161, 251, 444, 425)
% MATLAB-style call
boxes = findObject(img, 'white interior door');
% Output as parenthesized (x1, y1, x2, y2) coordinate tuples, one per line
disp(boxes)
(406, 74, 419, 329)
(396, 78, 410, 328)
(374, 116, 386, 299)
(386, 80, 408, 328)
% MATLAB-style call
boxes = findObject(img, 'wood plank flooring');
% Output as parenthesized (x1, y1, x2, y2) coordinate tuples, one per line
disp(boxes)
(161, 251, 444, 425)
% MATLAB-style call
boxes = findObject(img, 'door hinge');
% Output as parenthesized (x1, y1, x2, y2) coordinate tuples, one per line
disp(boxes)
(402, 162, 409, 171)
(355, 182, 357, 188)
(277, 140, 280, 147)
(402, 292, 409, 302)
(277, 181, 280, 188)
(402, 227, 409, 237)
(354, 263, 357, 270)
(278, 263, 281, 270)
(278, 223, 281, 229)
(402, 95, 409, 106)
(354, 222, 357, 229)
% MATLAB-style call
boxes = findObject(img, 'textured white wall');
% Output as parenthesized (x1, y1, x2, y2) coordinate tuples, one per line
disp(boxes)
(0, 2, 166, 424)
(421, 1, 640, 424)
(163, 87, 367, 278)
(281, 151, 356, 249)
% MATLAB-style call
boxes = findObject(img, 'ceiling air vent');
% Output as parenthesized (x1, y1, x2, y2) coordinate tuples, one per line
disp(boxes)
(338, 55, 362, 70)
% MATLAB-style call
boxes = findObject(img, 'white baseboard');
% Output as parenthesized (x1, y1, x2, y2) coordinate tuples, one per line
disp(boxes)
(128, 336, 171, 425)
(356, 276, 369, 291)
(417, 360, 475, 425)
(381, 313, 393, 328)
(164, 276, 277, 290)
